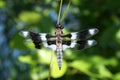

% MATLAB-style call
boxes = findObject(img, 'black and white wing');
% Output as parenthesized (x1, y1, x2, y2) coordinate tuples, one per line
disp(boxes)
(62, 28, 98, 40)
(62, 39, 97, 50)
(62, 28, 99, 50)
(20, 31, 56, 50)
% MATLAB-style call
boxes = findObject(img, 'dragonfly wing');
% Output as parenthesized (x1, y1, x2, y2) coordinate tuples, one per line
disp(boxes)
(20, 31, 55, 49)
(62, 28, 99, 40)
(77, 28, 99, 40)
(62, 39, 97, 50)
(62, 40, 76, 50)
(20, 31, 31, 41)
(77, 39, 97, 50)
(42, 40, 56, 50)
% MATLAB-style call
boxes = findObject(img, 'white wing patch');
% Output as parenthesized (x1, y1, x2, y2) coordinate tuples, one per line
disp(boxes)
(70, 32, 77, 40)
(42, 41, 56, 50)
(89, 28, 98, 36)
(21, 31, 29, 38)
(63, 40, 77, 50)
(20, 31, 31, 41)
(39, 33, 47, 41)
(49, 45, 56, 50)
(87, 40, 97, 47)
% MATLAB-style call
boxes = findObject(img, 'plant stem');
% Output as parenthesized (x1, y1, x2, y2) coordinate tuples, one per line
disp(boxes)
(61, 0, 71, 22)
(57, 0, 63, 24)
(48, 50, 54, 80)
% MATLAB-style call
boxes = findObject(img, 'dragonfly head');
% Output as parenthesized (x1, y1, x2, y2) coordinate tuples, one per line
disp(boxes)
(56, 24, 64, 29)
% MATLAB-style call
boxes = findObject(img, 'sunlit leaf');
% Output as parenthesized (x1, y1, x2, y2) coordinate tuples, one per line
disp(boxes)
(0, 1, 6, 8)
(31, 69, 49, 80)
(70, 60, 91, 73)
(51, 60, 67, 78)
(108, 58, 118, 67)
(19, 55, 33, 64)
(90, 56, 118, 67)
(19, 11, 41, 24)
(37, 49, 53, 64)
(24, 41, 35, 50)
(114, 73, 120, 80)
(97, 65, 112, 78)
(64, 49, 76, 60)
(72, 0, 81, 5)
(90, 56, 107, 65)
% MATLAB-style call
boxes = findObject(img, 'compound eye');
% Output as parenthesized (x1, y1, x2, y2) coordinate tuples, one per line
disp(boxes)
(56, 24, 63, 29)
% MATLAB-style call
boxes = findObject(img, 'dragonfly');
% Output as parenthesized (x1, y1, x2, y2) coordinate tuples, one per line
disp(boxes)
(20, 24, 98, 70)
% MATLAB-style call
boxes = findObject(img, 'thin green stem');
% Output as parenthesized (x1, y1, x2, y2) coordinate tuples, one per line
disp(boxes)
(57, 0, 63, 24)
(48, 50, 54, 80)
(60, 0, 71, 23)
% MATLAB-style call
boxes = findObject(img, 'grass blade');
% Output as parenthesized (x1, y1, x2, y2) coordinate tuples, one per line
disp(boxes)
(60, 0, 71, 23)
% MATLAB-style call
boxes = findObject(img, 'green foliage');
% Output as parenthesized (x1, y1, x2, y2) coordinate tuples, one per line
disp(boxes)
(0, 1, 6, 8)
(70, 60, 91, 73)
(19, 11, 41, 24)
(10, 33, 27, 49)
(1, 0, 120, 80)
(51, 60, 67, 78)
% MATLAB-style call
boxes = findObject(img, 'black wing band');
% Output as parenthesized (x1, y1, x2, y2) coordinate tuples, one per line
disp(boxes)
(47, 40, 56, 45)
(29, 31, 56, 49)
(62, 40, 71, 45)
(29, 31, 42, 49)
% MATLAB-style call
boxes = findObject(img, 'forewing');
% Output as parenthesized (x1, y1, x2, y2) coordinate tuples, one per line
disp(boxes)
(20, 31, 56, 49)
(20, 31, 42, 49)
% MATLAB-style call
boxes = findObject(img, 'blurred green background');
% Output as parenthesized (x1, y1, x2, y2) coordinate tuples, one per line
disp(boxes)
(0, 0, 120, 80)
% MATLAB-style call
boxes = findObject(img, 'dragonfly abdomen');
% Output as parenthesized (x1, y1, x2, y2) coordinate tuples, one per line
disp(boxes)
(56, 47, 63, 70)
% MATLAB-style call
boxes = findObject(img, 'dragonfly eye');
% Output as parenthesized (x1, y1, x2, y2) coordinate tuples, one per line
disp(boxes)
(56, 24, 64, 29)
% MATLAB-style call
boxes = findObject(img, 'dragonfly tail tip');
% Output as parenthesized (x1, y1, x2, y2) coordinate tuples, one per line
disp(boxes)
(59, 67, 61, 70)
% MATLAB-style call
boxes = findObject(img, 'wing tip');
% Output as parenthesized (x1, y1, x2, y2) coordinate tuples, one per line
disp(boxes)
(89, 28, 99, 35)
(19, 31, 30, 37)
(87, 39, 97, 46)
